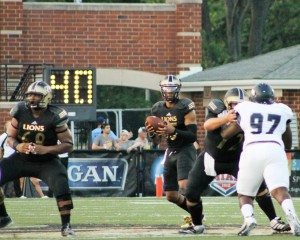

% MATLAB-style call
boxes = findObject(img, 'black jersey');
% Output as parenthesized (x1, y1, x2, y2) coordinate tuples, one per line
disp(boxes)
(151, 98, 195, 149)
(10, 102, 68, 147)
(204, 100, 243, 163)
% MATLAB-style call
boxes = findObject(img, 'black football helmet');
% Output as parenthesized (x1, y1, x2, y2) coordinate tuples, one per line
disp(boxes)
(224, 87, 248, 109)
(25, 81, 53, 109)
(159, 75, 181, 103)
(250, 83, 275, 104)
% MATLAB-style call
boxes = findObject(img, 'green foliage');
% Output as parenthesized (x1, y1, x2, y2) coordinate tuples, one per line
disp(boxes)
(97, 86, 161, 109)
(202, 31, 230, 69)
(202, 2, 230, 68)
(202, 0, 299, 68)
(263, 0, 300, 53)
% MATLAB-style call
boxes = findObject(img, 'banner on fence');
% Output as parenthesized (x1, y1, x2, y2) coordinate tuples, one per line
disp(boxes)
(67, 158, 128, 190)
(27, 150, 300, 198)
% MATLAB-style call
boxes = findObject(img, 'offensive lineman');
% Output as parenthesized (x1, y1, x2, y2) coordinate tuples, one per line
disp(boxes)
(222, 83, 300, 236)
(180, 87, 290, 235)
(0, 81, 75, 237)
(145, 75, 197, 222)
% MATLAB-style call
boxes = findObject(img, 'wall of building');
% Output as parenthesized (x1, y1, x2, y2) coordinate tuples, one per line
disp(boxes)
(1, 0, 299, 149)
(0, 0, 201, 73)
(0, 0, 204, 145)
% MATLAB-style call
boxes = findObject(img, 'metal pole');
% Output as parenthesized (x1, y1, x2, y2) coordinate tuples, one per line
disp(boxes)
(70, 121, 75, 144)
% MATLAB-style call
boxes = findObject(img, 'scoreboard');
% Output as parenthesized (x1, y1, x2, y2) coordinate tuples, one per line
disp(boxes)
(44, 67, 97, 121)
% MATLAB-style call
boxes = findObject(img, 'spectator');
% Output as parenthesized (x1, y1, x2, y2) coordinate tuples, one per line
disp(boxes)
(114, 129, 134, 151)
(0, 122, 48, 199)
(0, 121, 15, 158)
(0, 121, 22, 198)
(19, 177, 48, 199)
(127, 127, 151, 152)
(91, 116, 118, 143)
(92, 123, 115, 150)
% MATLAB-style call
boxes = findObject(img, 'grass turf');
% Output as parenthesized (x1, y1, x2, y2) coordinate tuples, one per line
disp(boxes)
(1, 196, 299, 239)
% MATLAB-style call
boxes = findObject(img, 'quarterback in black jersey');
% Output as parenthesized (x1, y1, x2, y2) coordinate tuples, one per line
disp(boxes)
(180, 87, 290, 235)
(146, 75, 197, 222)
(0, 81, 75, 237)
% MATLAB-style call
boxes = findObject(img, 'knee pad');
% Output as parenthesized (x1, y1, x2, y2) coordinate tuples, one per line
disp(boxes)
(56, 194, 74, 214)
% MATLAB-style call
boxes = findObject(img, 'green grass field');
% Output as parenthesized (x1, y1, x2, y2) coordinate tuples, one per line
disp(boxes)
(1, 196, 299, 239)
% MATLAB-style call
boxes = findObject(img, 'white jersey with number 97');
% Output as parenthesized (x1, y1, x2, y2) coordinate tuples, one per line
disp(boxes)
(234, 101, 293, 149)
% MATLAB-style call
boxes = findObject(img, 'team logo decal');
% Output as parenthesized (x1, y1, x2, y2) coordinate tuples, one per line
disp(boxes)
(209, 174, 237, 196)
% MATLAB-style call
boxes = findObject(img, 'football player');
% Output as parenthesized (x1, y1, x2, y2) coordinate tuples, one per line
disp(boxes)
(145, 75, 197, 224)
(179, 87, 290, 235)
(222, 83, 300, 236)
(0, 81, 75, 237)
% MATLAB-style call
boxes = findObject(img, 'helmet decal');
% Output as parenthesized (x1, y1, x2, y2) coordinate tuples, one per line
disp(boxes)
(159, 75, 181, 103)
(224, 87, 248, 109)
(25, 81, 53, 109)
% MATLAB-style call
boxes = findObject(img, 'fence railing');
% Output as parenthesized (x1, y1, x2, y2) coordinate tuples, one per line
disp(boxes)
(0, 63, 53, 101)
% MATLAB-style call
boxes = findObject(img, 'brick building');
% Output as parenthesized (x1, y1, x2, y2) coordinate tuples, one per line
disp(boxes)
(1, 0, 299, 149)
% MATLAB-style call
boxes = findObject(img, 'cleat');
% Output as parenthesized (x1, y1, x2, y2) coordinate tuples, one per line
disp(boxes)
(238, 216, 257, 236)
(61, 223, 75, 237)
(179, 225, 205, 234)
(180, 216, 193, 230)
(0, 215, 12, 228)
(270, 217, 291, 232)
(286, 214, 300, 236)
(180, 214, 205, 230)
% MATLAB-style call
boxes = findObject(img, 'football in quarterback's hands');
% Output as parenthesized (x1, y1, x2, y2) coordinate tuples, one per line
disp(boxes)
(145, 116, 165, 132)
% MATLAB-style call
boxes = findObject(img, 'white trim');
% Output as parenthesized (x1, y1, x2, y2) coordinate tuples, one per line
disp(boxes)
(0, 64, 23, 68)
(24, 3, 175, 12)
(96, 69, 300, 92)
(177, 63, 202, 68)
(0, 0, 22, 2)
(181, 79, 300, 92)
(166, 0, 202, 3)
(0, 30, 22, 35)
(0, 102, 17, 109)
(97, 68, 162, 91)
(177, 32, 201, 37)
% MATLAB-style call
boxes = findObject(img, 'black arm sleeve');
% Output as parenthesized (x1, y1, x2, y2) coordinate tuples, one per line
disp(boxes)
(174, 124, 197, 143)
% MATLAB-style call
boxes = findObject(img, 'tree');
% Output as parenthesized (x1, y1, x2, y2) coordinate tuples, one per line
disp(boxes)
(248, 0, 273, 56)
(202, 0, 299, 67)
(201, 0, 230, 68)
(224, 0, 249, 61)
(263, 0, 300, 52)
(97, 86, 160, 109)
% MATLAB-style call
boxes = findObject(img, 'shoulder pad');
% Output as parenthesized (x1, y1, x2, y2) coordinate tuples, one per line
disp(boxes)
(207, 99, 226, 114)
(177, 98, 195, 111)
(10, 102, 26, 119)
(151, 101, 164, 114)
(48, 105, 69, 127)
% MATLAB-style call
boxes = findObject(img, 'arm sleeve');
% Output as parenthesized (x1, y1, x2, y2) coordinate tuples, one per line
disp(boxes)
(174, 124, 197, 143)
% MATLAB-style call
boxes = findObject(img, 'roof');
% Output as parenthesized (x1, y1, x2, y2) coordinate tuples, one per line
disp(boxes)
(180, 45, 300, 91)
